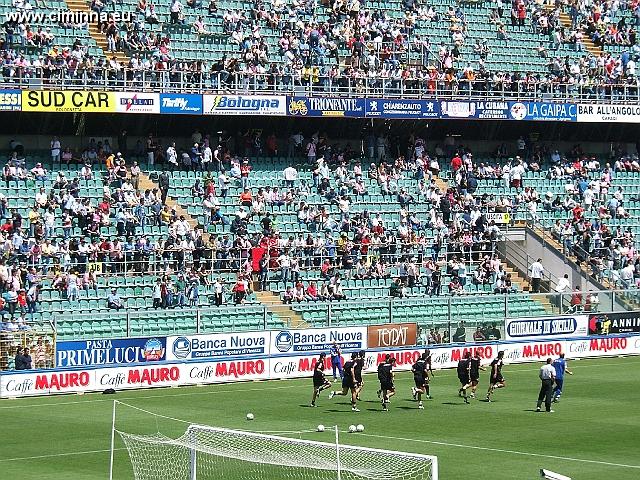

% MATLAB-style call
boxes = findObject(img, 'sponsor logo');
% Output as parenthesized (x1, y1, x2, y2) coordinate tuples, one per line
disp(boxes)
(206, 95, 284, 115)
(35, 372, 90, 391)
(522, 342, 563, 358)
(0, 90, 21, 111)
(141, 338, 165, 361)
(275, 331, 293, 353)
(589, 337, 627, 352)
(441, 101, 475, 118)
(168, 333, 267, 360)
(367, 323, 417, 348)
(172, 337, 191, 359)
(127, 367, 180, 385)
(116, 93, 158, 113)
(289, 97, 364, 117)
(56, 338, 166, 367)
(22, 90, 114, 113)
(510, 102, 527, 120)
(160, 94, 203, 114)
(289, 99, 309, 115)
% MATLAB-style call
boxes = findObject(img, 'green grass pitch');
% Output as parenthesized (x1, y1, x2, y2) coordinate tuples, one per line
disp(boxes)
(1, 356, 639, 480)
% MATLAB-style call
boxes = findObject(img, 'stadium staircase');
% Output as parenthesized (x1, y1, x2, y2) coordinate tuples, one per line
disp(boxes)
(254, 291, 309, 329)
(64, 0, 130, 64)
(140, 172, 206, 239)
(544, 5, 602, 56)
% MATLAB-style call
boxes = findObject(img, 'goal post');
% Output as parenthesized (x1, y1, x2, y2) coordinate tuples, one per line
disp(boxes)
(116, 422, 438, 480)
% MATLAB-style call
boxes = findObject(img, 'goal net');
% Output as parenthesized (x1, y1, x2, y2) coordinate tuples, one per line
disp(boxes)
(117, 424, 438, 480)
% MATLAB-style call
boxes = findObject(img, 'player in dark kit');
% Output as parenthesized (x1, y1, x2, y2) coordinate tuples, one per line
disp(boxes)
(469, 351, 485, 399)
(486, 350, 506, 402)
(310, 353, 332, 407)
(420, 349, 434, 399)
(328, 352, 360, 412)
(411, 353, 430, 409)
(378, 356, 396, 411)
(354, 350, 366, 400)
(457, 352, 472, 404)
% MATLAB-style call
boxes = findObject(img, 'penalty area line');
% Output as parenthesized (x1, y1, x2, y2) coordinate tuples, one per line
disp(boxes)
(357, 433, 640, 469)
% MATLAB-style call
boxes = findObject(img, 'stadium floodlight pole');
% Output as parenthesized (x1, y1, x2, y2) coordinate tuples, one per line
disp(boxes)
(335, 425, 341, 480)
(109, 400, 117, 480)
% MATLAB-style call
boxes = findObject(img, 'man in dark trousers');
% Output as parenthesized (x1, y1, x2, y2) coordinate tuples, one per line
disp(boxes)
(536, 358, 556, 413)
(158, 171, 170, 205)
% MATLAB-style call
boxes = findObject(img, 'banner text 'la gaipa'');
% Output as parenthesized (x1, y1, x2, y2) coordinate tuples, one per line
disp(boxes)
(21, 90, 115, 113)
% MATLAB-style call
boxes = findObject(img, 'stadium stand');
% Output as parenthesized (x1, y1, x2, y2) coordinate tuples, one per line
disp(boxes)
(0, 0, 638, 98)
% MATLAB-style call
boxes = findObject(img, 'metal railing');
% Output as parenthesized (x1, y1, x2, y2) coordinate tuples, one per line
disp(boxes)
(43, 287, 633, 337)
(2, 70, 639, 103)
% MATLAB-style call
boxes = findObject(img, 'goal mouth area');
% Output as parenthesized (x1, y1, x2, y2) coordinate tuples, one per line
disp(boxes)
(117, 424, 438, 479)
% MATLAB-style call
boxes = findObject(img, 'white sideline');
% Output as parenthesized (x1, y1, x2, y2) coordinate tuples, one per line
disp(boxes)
(356, 433, 640, 470)
(0, 359, 628, 410)
(0, 448, 126, 462)
(0, 383, 300, 409)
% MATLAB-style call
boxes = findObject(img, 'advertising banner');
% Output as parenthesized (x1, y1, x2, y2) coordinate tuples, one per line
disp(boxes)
(440, 100, 513, 120)
(577, 103, 640, 123)
(485, 212, 511, 224)
(21, 90, 115, 113)
(0, 89, 22, 111)
(3, 334, 640, 397)
(367, 323, 417, 348)
(56, 337, 166, 367)
(588, 311, 640, 334)
(166, 331, 269, 361)
(364, 99, 439, 118)
(115, 92, 160, 114)
(504, 315, 588, 341)
(511, 102, 576, 121)
(287, 97, 365, 117)
(203, 95, 286, 116)
(270, 326, 367, 355)
(159, 93, 203, 115)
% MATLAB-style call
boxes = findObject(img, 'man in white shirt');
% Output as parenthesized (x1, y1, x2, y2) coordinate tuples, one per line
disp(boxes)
(202, 144, 212, 171)
(529, 258, 544, 293)
(536, 358, 556, 413)
(283, 165, 298, 188)
(50, 136, 61, 163)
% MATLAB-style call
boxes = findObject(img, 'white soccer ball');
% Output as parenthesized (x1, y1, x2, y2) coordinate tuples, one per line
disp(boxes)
(246, 413, 254, 421)
(356, 424, 365, 432)
(317, 424, 325, 432)
(348, 424, 357, 433)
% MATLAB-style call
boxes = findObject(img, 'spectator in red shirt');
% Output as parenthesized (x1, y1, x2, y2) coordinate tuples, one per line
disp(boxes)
(240, 159, 251, 190)
(451, 153, 463, 172)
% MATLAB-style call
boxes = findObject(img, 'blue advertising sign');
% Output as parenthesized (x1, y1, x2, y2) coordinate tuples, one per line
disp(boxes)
(160, 93, 203, 115)
(167, 332, 269, 361)
(510, 102, 577, 122)
(287, 97, 365, 117)
(365, 98, 440, 118)
(56, 337, 166, 367)
(0, 89, 22, 111)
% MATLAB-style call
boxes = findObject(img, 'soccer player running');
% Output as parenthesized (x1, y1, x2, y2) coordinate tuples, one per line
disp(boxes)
(328, 352, 360, 412)
(422, 348, 434, 399)
(411, 352, 429, 409)
(457, 352, 472, 404)
(469, 351, 486, 399)
(311, 353, 332, 407)
(486, 350, 506, 402)
(378, 356, 396, 411)
(354, 350, 366, 401)
(551, 353, 573, 403)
